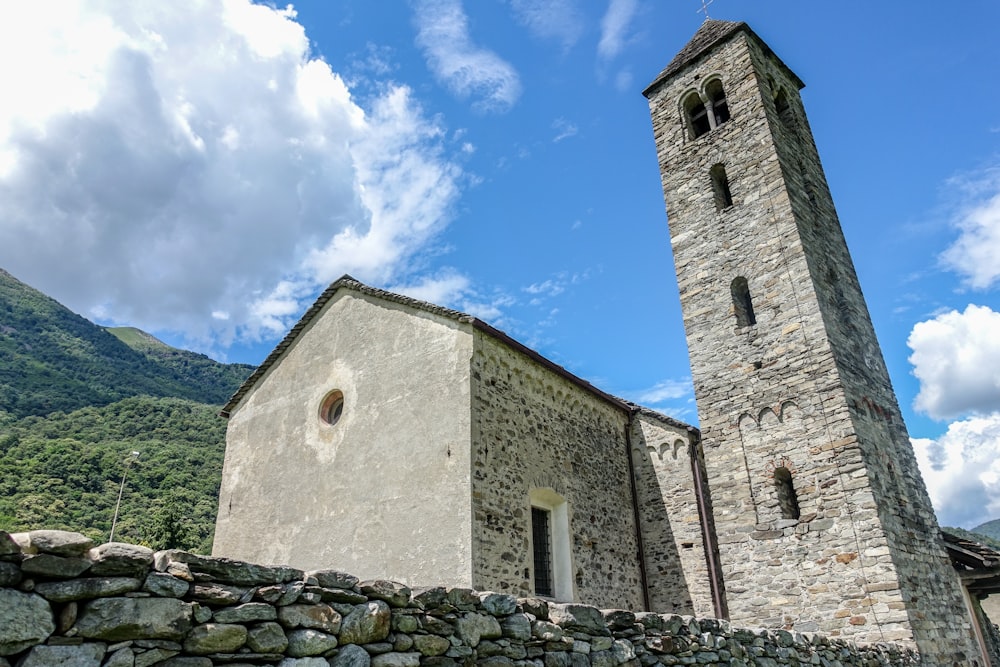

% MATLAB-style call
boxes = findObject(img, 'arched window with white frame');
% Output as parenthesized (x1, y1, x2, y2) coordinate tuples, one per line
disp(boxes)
(528, 488, 574, 601)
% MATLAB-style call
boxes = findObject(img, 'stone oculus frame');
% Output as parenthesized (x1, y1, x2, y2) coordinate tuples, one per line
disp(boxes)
(214, 275, 707, 612)
(644, 19, 982, 665)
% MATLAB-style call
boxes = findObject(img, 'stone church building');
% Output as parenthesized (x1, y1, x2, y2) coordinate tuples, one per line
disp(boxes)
(214, 20, 994, 666)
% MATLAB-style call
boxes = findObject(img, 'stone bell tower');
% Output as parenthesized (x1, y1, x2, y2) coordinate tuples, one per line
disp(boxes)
(644, 20, 981, 665)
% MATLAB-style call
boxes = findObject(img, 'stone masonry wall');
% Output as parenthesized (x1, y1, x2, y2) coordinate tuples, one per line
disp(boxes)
(744, 36, 980, 667)
(0, 529, 920, 667)
(469, 333, 644, 609)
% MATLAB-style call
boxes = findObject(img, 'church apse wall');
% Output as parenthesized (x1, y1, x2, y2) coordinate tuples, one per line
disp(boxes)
(629, 411, 715, 618)
(213, 291, 476, 588)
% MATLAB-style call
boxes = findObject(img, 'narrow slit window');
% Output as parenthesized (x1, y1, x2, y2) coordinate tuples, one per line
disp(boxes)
(710, 164, 734, 210)
(706, 79, 730, 126)
(531, 507, 554, 597)
(774, 467, 801, 520)
(731, 277, 756, 327)
(684, 92, 711, 138)
(774, 90, 794, 127)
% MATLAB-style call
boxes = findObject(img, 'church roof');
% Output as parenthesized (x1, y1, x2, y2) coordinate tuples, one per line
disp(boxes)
(942, 529, 1000, 594)
(221, 275, 695, 434)
(643, 19, 804, 98)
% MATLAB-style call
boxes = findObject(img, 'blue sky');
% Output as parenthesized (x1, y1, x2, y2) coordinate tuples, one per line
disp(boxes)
(0, 1, 998, 528)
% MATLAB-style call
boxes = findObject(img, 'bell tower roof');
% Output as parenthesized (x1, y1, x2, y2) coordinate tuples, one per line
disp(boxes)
(642, 19, 803, 98)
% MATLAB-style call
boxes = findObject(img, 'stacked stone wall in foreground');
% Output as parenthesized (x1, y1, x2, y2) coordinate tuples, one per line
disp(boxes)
(0, 530, 919, 666)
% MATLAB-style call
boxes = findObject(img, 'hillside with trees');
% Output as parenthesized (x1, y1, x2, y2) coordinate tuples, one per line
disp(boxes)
(0, 268, 252, 419)
(971, 519, 1000, 545)
(0, 268, 253, 551)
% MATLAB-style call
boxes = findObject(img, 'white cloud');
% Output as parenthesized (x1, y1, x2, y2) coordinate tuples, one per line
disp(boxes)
(348, 43, 397, 79)
(461, 293, 516, 325)
(390, 271, 515, 327)
(524, 274, 576, 306)
(0, 1, 463, 348)
(392, 271, 471, 306)
(412, 0, 521, 113)
(913, 414, 1000, 528)
(524, 279, 566, 298)
(908, 305, 1000, 420)
(508, 0, 584, 51)
(597, 0, 638, 60)
(552, 118, 578, 142)
(940, 169, 1000, 289)
(634, 379, 691, 406)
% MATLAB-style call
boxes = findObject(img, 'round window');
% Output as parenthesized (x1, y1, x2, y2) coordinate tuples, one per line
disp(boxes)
(319, 390, 345, 426)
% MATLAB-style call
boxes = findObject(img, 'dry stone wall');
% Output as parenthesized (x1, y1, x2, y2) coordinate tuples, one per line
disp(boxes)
(0, 530, 920, 667)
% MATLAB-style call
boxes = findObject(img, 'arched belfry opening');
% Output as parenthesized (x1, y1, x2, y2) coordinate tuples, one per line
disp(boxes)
(705, 79, 730, 127)
(773, 88, 797, 132)
(682, 80, 731, 140)
(683, 91, 711, 138)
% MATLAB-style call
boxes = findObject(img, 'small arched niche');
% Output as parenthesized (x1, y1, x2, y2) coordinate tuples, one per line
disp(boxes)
(774, 89, 794, 127)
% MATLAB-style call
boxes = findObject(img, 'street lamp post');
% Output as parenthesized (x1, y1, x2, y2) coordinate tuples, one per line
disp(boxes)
(109, 451, 140, 543)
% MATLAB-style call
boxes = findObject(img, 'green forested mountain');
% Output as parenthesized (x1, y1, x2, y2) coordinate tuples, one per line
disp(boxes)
(0, 268, 252, 418)
(972, 519, 1000, 544)
(0, 268, 254, 552)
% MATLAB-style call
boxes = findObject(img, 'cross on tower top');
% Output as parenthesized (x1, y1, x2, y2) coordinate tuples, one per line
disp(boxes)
(697, 0, 714, 20)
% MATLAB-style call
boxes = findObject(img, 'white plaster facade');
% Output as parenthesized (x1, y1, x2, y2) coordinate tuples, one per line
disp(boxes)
(214, 289, 476, 586)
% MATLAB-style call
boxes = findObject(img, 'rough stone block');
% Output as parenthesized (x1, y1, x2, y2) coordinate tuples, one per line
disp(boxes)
(287, 628, 338, 657)
(88, 543, 154, 576)
(35, 576, 142, 602)
(548, 604, 609, 636)
(0, 589, 54, 655)
(278, 603, 342, 633)
(24, 530, 95, 556)
(329, 643, 372, 667)
(360, 580, 411, 608)
(16, 642, 106, 666)
(75, 597, 193, 641)
(339, 601, 391, 645)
